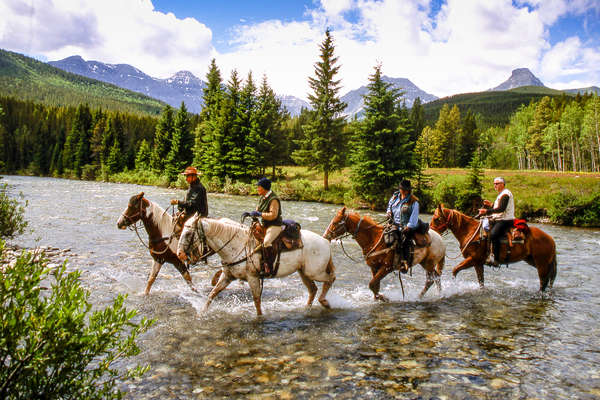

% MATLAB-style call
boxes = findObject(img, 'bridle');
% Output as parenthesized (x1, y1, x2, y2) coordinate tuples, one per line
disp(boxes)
(431, 208, 453, 234)
(182, 218, 245, 266)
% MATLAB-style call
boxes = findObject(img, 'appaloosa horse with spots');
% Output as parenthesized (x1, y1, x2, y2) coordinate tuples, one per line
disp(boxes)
(430, 204, 557, 291)
(177, 214, 336, 316)
(117, 192, 197, 294)
(324, 207, 446, 300)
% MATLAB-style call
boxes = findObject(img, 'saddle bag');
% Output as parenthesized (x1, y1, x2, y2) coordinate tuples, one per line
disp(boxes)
(383, 225, 399, 247)
(282, 219, 301, 240)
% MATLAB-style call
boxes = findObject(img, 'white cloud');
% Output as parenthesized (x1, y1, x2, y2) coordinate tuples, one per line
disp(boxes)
(541, 36, 600, 88)
(0, 0, 597, 99)
(0, 0, 215, 79)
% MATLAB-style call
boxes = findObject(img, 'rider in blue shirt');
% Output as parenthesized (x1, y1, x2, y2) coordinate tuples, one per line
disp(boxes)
(386, 179, 419, 272)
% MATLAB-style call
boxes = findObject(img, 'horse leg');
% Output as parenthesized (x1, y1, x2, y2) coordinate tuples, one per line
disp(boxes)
(204, 272, 233, 312)
(173, 261, 197, 293)
(452, 257, 477, 278)
(145, 260, 163, 295)
(298, 269, 318, 308)
(369, 266, 392, 302)
(419, 270, 435, 298)
(474, 264, 485, 288)
(211, 270, 223, 286)
(318, 259, 336, 309)
(247, 275, 264, 316)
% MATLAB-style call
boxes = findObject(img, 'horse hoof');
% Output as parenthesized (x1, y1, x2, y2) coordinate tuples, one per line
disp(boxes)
(375, 295, 389, 302)
(319, 299, 331, 309)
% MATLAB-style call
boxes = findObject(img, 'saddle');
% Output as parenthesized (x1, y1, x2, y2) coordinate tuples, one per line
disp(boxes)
(251, 220, 304, 251)
(251, 220, 304, 277)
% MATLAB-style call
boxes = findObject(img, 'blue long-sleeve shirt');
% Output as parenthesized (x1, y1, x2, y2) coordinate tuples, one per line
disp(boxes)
(387, 193, 419, 229)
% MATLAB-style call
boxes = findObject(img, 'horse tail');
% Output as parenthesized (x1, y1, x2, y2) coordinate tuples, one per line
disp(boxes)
(549, 253, 557, 288)
(436, 255, 445, 276)
(326, 255, 336, 275)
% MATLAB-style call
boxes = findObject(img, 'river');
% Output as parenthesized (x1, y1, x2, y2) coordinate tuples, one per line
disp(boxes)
(3, 175, 600, 399)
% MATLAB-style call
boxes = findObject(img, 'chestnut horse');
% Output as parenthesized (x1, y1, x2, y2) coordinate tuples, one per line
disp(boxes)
(430, 204, 557, 291)
(117, 192, 197, 295)
(324, 207, 446, 300)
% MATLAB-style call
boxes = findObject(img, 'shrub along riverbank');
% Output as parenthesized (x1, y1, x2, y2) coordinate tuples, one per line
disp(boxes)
(101, 166, 600, 227)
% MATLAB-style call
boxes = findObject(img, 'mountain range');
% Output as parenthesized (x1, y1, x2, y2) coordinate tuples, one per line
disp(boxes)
(49, 56, 207, 113)
(48, 55, 439, 117)
(341, 76, 438, 117)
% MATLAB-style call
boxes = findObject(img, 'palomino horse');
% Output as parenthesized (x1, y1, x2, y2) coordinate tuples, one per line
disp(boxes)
(323, 207, 446, 300)
(117, 192, 197, 295)
(430, 204, 557, 291)
(177, 215, 336, 316)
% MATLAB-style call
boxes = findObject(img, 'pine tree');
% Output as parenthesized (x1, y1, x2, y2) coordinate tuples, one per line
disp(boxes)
(292, 29, 347, 190)
(457, 152, 484, 213)
(457, 109, 479, 167)
(350, 64, 415, 208)
(409, 97, 425, 145)
(73, 104, 93, 176)
(135, 139, 152, 170)
(164, 102, 193, 182)
(194, 59, 223, 175)
(150, 105, 174, 172)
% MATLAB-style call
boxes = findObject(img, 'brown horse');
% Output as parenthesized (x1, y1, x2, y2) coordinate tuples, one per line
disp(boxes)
(324, 207, 446, 300)
(430, 204, 557, 291)
(117, 192, 197, 295)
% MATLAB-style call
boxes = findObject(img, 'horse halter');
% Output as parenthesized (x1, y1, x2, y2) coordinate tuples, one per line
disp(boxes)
(121, 197, 146, 227)
(325, 213, 350, 239)
(432, 209, 453, 233)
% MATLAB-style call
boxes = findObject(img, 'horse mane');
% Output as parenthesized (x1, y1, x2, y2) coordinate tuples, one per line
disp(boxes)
(349, 212, 380, 229)
(201, 217, 249, 237)
(147, 199, 174, 233)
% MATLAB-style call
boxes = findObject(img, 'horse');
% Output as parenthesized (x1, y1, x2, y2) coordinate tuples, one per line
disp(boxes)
(117, 192, 197, 295)
(177, 214, 336, 316)
(430, 204, 557, 291)
(323, 206, 446, 301)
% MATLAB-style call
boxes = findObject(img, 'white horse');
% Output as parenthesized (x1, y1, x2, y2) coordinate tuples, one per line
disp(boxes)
(177, 214, 336, 316)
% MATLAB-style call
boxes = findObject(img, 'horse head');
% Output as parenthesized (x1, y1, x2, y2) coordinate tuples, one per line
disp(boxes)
(430, 204, 451, 234)
(177, 213, 203, 264)
(323, 206, 350, 241)
(117, 192, 148, 229)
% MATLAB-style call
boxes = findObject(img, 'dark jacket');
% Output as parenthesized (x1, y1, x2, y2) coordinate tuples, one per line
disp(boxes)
(178, 181, 208, 217)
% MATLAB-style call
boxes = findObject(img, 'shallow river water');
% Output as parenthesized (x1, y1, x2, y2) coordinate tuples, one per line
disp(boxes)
(3, 175, 600, 399)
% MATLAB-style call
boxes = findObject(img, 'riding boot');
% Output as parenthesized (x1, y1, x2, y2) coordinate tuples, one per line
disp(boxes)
(262, 246, 275, 276)
(486, 242, 499, 267)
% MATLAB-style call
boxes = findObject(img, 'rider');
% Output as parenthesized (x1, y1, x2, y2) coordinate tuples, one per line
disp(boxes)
(170, 166, 208, 219)
(386, 179, 419, 273)
(478, 177, 514, 266)
(245, 177, 283, 275)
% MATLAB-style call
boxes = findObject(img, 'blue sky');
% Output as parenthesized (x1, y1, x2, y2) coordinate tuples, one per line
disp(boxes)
(1, 0, 599, 99)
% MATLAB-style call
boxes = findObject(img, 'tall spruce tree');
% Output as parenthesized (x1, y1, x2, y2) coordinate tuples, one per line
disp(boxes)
(165, 102, 193, 182)
(150, 105, 174, 172)
(457, 109, 479, 167)
(135, 139, 152, 170)
(350, 64, 415, 208)
(292, 29, 347, 190)
(194, 59, 224, 175)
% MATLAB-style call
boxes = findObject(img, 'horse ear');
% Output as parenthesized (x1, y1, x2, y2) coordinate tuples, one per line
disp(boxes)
(138, 192, 144, 199)
(437, 203, 443, 213)
(341, 206, 347, 215)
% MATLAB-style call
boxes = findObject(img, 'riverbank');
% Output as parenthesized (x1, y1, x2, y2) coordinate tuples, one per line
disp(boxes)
(8, 166, 600, 226)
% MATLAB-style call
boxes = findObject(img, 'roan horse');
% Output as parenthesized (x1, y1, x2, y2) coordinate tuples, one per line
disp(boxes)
(323, 207, 446, 300)
(117, 192, 197, 295)
(430, 204, 557, 291)
(177, 215, 336, 316)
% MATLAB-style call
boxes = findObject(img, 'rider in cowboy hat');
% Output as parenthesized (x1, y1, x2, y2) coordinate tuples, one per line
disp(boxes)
(386, 179, 420, 273)
(243, 177, 283, 275)
(170, 166, 208, 219)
